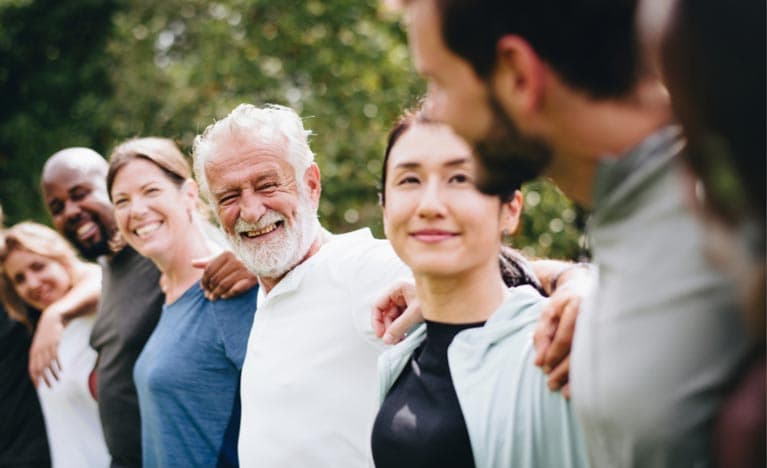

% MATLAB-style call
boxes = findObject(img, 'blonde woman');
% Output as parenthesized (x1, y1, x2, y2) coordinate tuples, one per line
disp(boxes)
(0, 222, 109, 467)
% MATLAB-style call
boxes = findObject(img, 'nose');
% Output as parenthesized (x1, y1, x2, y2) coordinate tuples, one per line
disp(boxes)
(128, 196, 150, 219)
(63, 198, 83, 222)
(417, 178, 447, 220)
(25, 271, 43, 293)
(239, 191, 267, 225)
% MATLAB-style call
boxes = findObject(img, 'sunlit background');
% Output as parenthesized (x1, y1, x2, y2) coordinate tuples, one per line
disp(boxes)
(0, 0, 585, 260)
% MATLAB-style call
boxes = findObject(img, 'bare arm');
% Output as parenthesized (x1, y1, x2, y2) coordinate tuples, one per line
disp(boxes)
(30, 262, 101, 387)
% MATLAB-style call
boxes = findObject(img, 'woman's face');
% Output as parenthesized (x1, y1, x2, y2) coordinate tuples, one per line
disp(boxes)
(110, 158, 196, 262)
(4, 249, 72, 310)
(383, 123, 519, 278)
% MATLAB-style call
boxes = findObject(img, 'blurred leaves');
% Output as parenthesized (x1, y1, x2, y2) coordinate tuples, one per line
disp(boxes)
(0, 0, 584, 260)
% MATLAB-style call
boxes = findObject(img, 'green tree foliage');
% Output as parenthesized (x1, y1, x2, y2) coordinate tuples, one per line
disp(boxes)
(0, 0, 584, 260)
(0, 0, 118, 224)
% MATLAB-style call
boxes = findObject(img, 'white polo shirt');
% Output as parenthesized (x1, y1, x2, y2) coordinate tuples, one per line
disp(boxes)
(238, 228, 410, 467)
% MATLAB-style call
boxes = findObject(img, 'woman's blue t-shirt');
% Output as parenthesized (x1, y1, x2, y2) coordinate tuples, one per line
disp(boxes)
(134, 281, 258, 467)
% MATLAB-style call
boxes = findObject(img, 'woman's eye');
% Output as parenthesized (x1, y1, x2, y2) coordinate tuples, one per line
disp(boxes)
(397, 176, 420, 186)
(449, 173, 471, 184)
(114, 198, 128, 207)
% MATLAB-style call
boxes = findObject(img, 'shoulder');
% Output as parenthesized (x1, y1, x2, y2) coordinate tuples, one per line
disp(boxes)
(327, 228, 396, 260)
(323, 228, 408, 283)
(488, 285, 546, 327)
(212, 284, 259, 314)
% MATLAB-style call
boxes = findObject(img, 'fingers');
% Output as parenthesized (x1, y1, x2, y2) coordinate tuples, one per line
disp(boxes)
(541, 297, 580, 370)
(191, 256, 214, 269)
(218, 277, 259, 300)
(372, 281, 416, 340)
(201, 264, 227, 298)
(382, 303, 422, 345)
(372, 298, 400, 338)
(372, 303, 388, 338)
(546, 355, 570, 393)
(533, 302, 560, 368)
(203, 269, 238, 300)
(29, 346, 61, 387)
(200, 251, 258, 300)
(561, 383, 571, 400)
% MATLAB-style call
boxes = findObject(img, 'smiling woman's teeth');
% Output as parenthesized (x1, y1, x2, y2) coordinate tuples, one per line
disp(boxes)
(134, 222, 162, 238)
(243, 223, 278, 238)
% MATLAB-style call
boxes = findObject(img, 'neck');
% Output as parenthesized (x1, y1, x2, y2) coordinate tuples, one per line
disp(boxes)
(543, 79, 672, 207)
(259, 228, 331, 293)
(153, 227, 213, 304)
(415, 259, 507, 324)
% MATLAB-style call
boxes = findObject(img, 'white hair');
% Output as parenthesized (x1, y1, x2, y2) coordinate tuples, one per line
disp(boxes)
(192, 103, 315, 204)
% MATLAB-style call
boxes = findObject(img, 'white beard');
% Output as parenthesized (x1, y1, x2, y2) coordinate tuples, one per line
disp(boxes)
(227, 193, 320, 279)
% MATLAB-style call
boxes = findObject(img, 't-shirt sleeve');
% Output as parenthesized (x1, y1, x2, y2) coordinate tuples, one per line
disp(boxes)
(347, 241, 413, 348)
(213, 285, 259, 370)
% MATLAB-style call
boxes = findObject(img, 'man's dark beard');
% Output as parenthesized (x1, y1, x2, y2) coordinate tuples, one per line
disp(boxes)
(65, 223, 112, 260)
(472, 93, 553, 197)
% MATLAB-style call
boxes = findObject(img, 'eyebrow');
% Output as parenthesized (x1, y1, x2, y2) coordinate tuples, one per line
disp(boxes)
(210, 170, 281, 197)
(393, 157, 471, 170)
(112, 181, 157, 198)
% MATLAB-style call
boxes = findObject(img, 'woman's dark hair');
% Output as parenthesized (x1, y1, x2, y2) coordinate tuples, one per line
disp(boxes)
(382, 106, 544, 295)
(500, 246, 545, 295)
(380, 107, 517, 206)
(380, 108, 428, 207)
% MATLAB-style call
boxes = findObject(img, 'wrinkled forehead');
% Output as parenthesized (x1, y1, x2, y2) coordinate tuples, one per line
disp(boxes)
(205, 136, 292, 176)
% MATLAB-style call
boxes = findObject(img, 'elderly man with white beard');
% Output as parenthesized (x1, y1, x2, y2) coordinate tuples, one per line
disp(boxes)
(192, 103, 411, 468)
(193, 103, 591, 467)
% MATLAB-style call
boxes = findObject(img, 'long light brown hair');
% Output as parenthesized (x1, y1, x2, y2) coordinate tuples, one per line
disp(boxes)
(0, 222, 80, 332)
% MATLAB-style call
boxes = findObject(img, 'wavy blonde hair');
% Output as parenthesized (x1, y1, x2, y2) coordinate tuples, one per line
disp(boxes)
(0, 222, 80, 332)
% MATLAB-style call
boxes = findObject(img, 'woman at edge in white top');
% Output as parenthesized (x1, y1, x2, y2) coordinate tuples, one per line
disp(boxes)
(0, 222, 109, 467)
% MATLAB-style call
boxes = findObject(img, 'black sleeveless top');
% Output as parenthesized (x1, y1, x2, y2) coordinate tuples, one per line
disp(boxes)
(371, 320, 484, 468)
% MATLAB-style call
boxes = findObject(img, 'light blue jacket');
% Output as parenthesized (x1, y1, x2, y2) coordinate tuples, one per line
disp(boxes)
(378, 285, 590, 468)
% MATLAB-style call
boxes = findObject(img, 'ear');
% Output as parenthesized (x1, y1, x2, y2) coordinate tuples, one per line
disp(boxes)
(181, 179, 199, 207)
(493, 35, 546, 116)
(500, 190, 524, 236)
(382, 202, 391, 239)
(303, 163, 322, 208)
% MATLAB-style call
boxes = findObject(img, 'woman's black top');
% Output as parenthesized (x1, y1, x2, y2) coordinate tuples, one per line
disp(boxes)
(371, 320, 484, 468)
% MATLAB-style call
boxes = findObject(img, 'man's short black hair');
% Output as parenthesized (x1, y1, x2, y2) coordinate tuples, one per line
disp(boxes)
(434, 0, 641, 99)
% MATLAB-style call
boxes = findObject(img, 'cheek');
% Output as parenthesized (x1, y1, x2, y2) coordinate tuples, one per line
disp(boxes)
(52, 215, 67, 230)
(219, 206, 238, 234)
(14, 285, 33, 305)
(381, 197, 411, 232)
(47, 265, 72, 291)
(114, 208, 130, 234)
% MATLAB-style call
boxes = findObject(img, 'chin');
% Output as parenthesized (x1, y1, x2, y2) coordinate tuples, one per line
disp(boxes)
(406, 257, 462, 279)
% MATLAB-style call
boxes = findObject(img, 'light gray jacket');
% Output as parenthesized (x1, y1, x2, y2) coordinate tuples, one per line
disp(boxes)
(378, 285, 590, 468)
